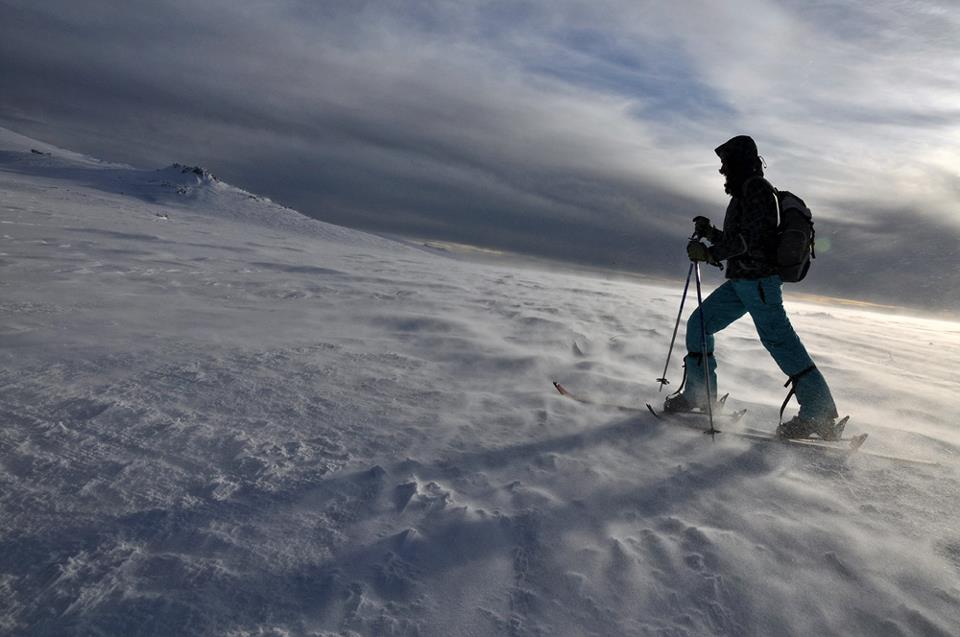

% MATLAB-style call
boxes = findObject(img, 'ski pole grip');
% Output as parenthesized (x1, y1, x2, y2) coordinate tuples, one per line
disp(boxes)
(692, 216, 711, 239)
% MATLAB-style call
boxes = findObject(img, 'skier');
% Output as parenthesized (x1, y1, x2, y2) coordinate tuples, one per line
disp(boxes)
(664, 135, 843, 440)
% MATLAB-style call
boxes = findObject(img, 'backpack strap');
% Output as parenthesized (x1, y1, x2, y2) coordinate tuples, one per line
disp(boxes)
(779, 365, 816, 422)
(740, 175, 771, 197)
(742, 176, 780, 222)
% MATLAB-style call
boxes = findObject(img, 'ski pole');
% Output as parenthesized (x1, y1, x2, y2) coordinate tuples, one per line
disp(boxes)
(656, 262, 693, 391)
(693, 262, 718, 435)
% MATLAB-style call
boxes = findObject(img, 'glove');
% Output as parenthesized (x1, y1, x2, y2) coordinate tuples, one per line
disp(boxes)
(692, 216, 713, 240)
(687, 240, 718, 264)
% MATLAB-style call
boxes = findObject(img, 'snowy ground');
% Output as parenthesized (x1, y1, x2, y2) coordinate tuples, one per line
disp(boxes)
(2, 127, 959, 636)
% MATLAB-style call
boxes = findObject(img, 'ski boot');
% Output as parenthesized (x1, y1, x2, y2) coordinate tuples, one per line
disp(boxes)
(663, 393, 728, 414)
(663, 394, 694, 413)
(776, 415, 846, 441)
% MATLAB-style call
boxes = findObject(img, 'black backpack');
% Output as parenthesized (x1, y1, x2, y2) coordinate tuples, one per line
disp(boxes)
(774, 190, 815, 282)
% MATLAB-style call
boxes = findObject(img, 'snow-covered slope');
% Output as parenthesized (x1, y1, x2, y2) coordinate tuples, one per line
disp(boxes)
(1, 127, 959, 636)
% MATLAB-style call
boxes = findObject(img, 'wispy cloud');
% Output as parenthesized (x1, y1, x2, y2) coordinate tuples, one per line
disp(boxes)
(1, 0, 958, 308)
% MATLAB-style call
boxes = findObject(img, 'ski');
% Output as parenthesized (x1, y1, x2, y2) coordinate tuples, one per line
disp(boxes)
(738, 429, 869, 454)
(644, 403, 748, 428)
(552, 381, 649, 413)
(741, 425, 861, 443)
(552, 381, 744, 423)
(739, 426, 938, 466)
(650, 408, 865, 452)
(652, 407, 868, 454)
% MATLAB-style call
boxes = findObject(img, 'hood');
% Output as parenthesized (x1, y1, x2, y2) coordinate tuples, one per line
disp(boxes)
(715, 135, 759, 167)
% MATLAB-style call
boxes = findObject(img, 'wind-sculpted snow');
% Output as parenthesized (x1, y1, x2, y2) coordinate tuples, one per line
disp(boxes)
(1, 128, 959, 636)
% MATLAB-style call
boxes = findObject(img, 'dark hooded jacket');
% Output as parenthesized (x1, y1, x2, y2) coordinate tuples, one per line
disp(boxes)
(703, 136, 780, 280)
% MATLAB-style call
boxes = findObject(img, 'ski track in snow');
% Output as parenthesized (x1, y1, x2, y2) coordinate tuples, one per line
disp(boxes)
(1, 128, 960, 636)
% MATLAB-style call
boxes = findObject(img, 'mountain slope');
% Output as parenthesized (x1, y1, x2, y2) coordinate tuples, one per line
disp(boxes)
(1, 127, 959, 636)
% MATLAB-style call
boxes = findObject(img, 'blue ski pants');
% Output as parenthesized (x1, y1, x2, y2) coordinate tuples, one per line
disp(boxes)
(681, 276, 837, 421)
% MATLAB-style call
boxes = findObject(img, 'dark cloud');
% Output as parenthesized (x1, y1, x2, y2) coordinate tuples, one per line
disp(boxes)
(1, 0, 957, 311)
(809, 202, 960, 309)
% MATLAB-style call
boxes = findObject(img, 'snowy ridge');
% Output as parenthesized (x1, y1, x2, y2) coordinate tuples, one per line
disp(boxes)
(0, 126, 114, 166)
(0, 126, 402, 251)
(2, 127, 960, 636)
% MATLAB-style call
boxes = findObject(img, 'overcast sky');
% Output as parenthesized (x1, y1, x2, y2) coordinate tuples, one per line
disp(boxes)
(1, 1, 958, 310)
